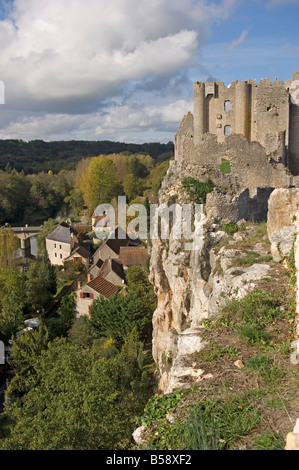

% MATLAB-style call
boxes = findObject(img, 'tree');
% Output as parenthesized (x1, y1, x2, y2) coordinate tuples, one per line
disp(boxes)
(126, 265, 157, 315)
(77, 157, 123, 214)
(1, 171, 31, 221)
(123, 173, 144, 201)
(146, 160, 169, 195)
(37, 219, 60, 254)
(0, 266, 26, 341)
(25, 258, 57, 313)
(5, 322, 49, 398)
(0, 226, 20, 267)
(41, 253, 57, 295)
(90, 291, 152, 346)
(1, 336, 152, 450)
(64, 189, 84, 216)
(46, 294, 75, 341)
(127, 155, 147, 178)
(68, 315, 94, 348)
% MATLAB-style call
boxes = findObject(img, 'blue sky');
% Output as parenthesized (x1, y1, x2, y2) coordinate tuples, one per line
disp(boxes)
(0, 0, 298, 143)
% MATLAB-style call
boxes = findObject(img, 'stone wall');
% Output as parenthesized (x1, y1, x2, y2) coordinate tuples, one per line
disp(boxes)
(173, 132, 297, 196)
(177, 72, 299, 175)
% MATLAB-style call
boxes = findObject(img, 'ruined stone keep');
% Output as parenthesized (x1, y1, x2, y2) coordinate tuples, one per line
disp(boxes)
(175, 72, 299, 177)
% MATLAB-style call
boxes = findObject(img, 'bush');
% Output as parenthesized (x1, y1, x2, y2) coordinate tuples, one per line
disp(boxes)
(220, 223, 238, 236)
(182, 178, 215, 204)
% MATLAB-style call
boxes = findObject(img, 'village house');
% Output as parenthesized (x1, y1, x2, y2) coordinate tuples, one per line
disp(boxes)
(97, 258, 126, 286)
(75, 275, 120, 317)
(46, 222, 90, 267)
(64, 243, 90, 269)
(46, 222, 78, 266)
(93, 226, 133, 264)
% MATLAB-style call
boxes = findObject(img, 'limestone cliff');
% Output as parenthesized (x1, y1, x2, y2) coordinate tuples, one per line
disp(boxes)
(150, 170, 281, 393)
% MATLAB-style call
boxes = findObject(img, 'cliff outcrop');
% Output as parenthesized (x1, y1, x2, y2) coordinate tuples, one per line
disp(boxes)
(150, 169, 282, 392)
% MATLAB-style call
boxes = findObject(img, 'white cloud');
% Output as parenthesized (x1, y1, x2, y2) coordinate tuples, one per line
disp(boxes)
(0, 0, 238, 141)
(228, 30, 248, 50)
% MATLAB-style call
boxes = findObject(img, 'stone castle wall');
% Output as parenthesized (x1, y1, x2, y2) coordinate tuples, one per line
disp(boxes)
(176, 72, 299, 178)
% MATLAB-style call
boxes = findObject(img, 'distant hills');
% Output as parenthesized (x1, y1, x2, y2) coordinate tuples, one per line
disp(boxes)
(0, 139, 174, 174)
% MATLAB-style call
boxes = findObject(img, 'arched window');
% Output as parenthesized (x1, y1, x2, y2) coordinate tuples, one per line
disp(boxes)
(224, 100, 231, 112)
(224, 125, 231, 136)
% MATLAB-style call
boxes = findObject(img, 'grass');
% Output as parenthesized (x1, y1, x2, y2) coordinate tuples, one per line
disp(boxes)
(185, 396, 260, 450)
(237, 325, 271, 346)
(193, 341, 239, 362)
(220, 159, 232, 175)
(143, 392, 261, 451)
(245, 355, 285, 383)
(253, 431, 285, 450)
(221, 289, 283, 330)
(232, 251, 273, 268)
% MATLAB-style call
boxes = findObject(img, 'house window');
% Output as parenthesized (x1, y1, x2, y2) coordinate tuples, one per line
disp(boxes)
(54, 243, 56, 248)
(55, 253, 57, 258)
(224, 125, 231, 136)
(60, 254, 62, 259)
(81, 292, 94, 299)
(224, 100, 231, 112)
(59, 245, 62, 249)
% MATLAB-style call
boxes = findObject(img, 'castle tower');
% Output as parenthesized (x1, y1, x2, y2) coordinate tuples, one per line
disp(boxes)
(193, 82, 206, 145)
(289, 72, 299, 175)
(235, 81, 250, 140)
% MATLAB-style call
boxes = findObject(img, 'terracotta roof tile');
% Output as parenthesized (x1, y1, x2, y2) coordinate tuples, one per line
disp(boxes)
(87, 276, 119, 298)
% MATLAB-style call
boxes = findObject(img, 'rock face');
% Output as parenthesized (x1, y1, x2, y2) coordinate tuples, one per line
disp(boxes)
(150, 173, 275, 392)
(285, 419, 299, 450)
(267, 188, 299, 261)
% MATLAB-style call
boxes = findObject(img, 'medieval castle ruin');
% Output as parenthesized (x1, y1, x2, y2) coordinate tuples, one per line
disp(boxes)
(174, 72, 299, 192)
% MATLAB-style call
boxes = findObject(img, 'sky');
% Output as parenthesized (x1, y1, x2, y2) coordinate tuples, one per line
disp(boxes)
(0, 0, 298, 143)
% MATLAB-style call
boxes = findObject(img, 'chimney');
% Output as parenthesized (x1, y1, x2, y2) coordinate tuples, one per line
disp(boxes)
(87, 273, 92, 282)
(77, 280, 82, 290)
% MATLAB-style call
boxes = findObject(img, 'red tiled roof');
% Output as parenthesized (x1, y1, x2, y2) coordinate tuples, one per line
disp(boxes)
(87, 276, 119, 298)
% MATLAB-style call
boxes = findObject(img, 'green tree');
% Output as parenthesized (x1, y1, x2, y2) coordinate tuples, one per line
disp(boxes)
(68, 315, 94, 348)
(147, 160, 170, 195)
(90, 291, 152, 346)
(126, 265, 157, 315)
(37, 219, 60, 254)
(1, 335, 152, 450)
(46, 294, 75, 341)
(78, 157, 123, 214)
(0, 226, 20, 267)
(64, 189, 84, 216)
(127, 155, 147, 178)
(0, 266, 26, 341)
(123, 173, 144, 201)
(5, 322, 49, 398)
(1, 171, 31, 221)
(25, 258, 57, 313)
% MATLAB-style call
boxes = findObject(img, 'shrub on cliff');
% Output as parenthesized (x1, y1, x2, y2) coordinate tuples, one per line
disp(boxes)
(182, 178, 215, 204)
